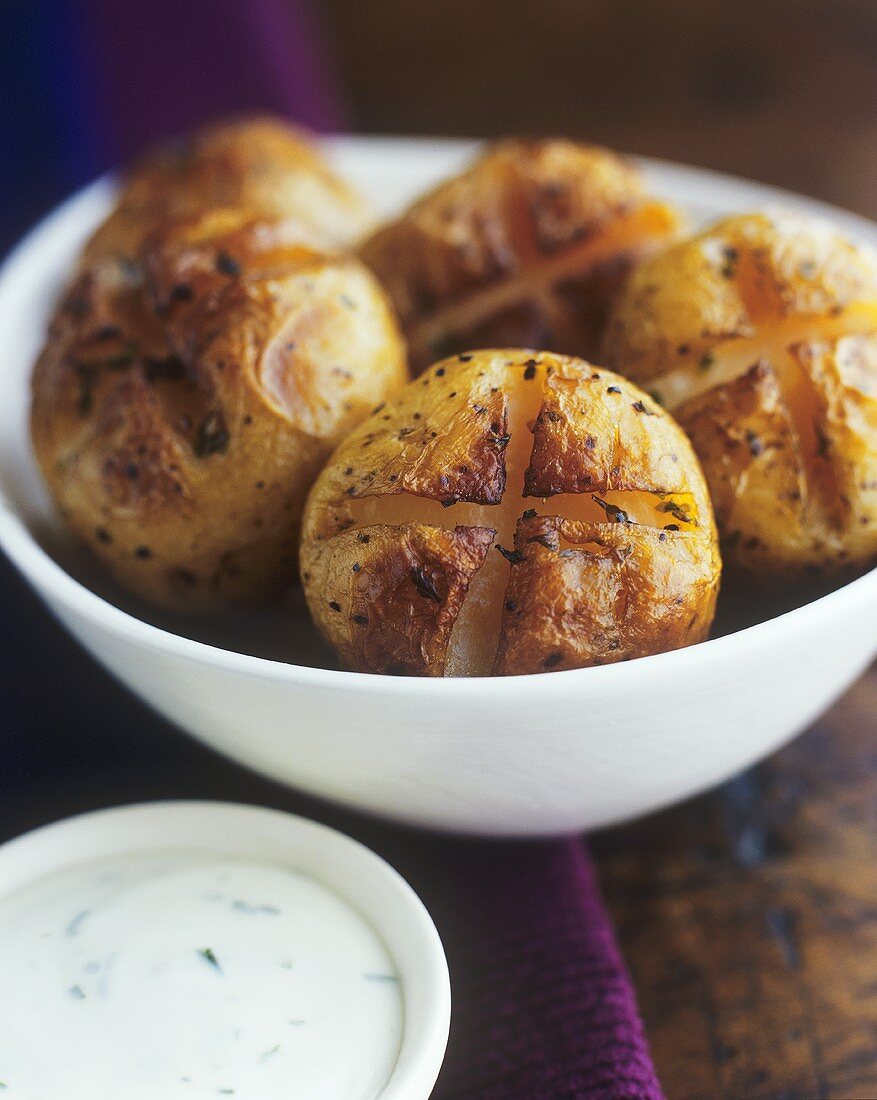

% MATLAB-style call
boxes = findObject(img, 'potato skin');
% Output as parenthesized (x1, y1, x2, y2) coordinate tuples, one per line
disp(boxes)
(31, 119, 407, 612)
(602, 211, 877, 580)
(524, 363, 708, 500)
(301, 349, 720, 677)
(495, 514, 718, 675)
(315, 523, 496, 675)
(85, 115, 373, 263)
(358, 139, 679, 373)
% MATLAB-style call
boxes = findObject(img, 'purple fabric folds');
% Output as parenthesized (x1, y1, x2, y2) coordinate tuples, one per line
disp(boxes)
(78, 0, 343, 163)
(395, 837, 664, 1099)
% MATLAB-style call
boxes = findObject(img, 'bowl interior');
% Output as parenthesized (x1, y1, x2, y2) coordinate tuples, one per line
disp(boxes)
(2, 136, 877, 671)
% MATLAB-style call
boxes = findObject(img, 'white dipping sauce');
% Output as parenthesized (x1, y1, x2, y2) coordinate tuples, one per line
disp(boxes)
(0, 853, 403, 1099)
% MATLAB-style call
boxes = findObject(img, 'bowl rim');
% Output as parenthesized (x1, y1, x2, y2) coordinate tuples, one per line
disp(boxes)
(0, 799, 452, 1099)
(2, 140, 877, 698)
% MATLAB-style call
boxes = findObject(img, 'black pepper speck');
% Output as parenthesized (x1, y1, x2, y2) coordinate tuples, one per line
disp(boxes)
(216, 251, 241, 276)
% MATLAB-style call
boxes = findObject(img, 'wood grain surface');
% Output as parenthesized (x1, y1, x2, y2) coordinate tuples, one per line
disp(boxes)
(593, 671, 877, 1100)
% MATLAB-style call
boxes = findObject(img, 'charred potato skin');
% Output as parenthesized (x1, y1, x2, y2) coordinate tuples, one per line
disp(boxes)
(301, 350, 720, 677)
(524, 365, 712, 503)
(358, 139, 680, 373)
(495, 515, 718, 676)
(674, 360, 814, 577)
(31, 120, 407, 612)
(602, 212, 877, 580)
(315, 524, 496, 675)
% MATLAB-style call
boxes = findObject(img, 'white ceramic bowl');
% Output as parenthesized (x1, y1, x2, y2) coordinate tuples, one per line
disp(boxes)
(0, 800, 451, 1099)
(2, 137, 876, 837)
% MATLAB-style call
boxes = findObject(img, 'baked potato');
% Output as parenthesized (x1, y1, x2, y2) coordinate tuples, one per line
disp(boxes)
(358, 139, 680, 374)
(602, 211, 877, 580)
(31, 120, 407, 612)
(84, 115, 373, 263)
(301, 349, 721, 676)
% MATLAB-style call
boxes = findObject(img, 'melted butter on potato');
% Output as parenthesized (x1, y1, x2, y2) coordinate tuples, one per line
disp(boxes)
(603, 211, 877, 580)
(301, 350, 720, 677)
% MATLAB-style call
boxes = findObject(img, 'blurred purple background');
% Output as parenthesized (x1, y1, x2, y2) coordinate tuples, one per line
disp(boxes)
(0, 0, 341, 253)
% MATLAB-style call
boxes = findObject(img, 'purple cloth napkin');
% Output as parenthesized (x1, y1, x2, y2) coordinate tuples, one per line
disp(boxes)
(382, 835, 663, 1099)
(4, 5, 665, 1095)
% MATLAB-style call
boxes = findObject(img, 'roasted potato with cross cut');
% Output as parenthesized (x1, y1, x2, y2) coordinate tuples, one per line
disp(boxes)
(31, 120, 406, 612)
(602, 211, 877, 581)
(300, 350, 721, 677)
(358, 139, 680, 374)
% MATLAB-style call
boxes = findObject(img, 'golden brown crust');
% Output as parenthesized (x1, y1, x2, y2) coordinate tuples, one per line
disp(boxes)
(602, 211, 877, 385)
(673, 361, 811, 571)
(309, 523, 495, 675)
(494, 514, 719, 676)
(301, 349, 720, 676)
(603, 211, 877, 579)
(524, 364, 704, 501)
(358, 139, 680, 372)
(31, 118, 407, 612)
(84, 115, 372, 265)
(304, 354, 512, 519)
(802, 335, 877, 562)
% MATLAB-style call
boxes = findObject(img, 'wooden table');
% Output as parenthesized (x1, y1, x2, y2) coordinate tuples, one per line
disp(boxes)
(593, 671, 877, 1099)
(320, 0, 877, 224)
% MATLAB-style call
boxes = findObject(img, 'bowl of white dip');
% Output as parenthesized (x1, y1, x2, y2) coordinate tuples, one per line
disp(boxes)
(0, 800, 450, 1099)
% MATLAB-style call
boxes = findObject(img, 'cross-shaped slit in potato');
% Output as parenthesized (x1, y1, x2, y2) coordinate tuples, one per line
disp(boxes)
(409, 202, 677, 368)
(649, 304, 877, 535)
(333, 355, 707, 676)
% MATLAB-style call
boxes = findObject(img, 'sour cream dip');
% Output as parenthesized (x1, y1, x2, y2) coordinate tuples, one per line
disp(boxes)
(0, 852, 404, 1099)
